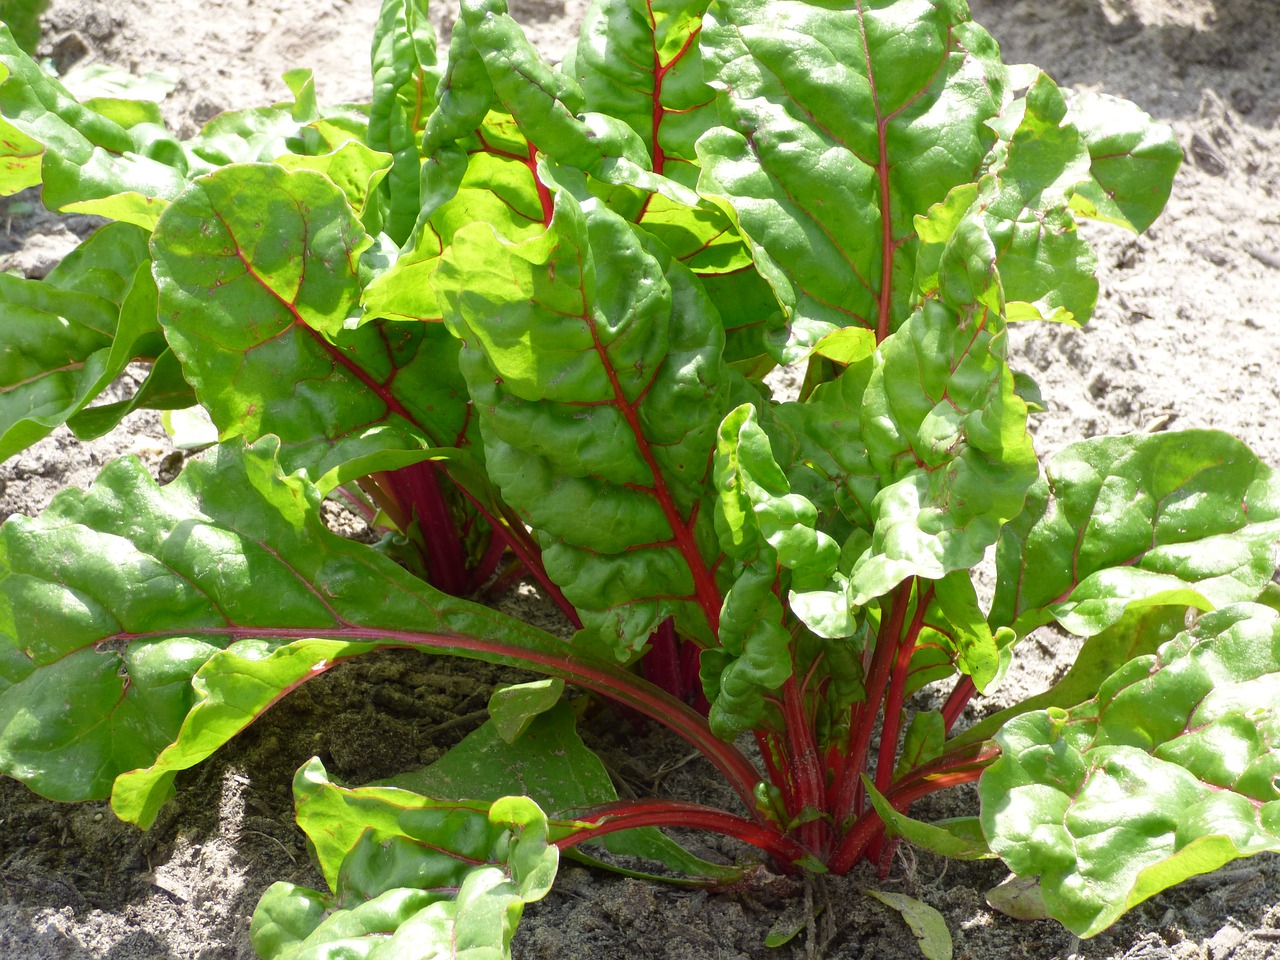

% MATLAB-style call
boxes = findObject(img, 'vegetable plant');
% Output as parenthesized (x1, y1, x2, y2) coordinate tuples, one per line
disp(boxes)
(2, 0, 1278, 955)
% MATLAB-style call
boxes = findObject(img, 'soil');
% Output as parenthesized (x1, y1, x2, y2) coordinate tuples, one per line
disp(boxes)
(1, 0, 1279, 958)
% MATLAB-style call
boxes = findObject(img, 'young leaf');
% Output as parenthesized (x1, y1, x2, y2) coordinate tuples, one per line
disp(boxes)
(252, 760, 558, 960)
(991, 431, 1280, 640)
(369, 0, 441, 244)
(850, 302, 1036, 603)
(981, 603, 1280, 938)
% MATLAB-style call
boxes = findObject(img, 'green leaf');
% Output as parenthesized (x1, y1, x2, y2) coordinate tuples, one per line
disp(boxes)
(0, 30, 191, 212)
(273, 140, 394, 217)
(864, 777, 991, 861)
(369, 0, 440, 244)
(0, 439, 582, 810)
(865, 890, 953, 960)
(1064, 89, 1181, 234)
(991, 431, 1280, 640)
(0, 223, 163, 460)
(849, 302, 1036, 603)
(698, 0, 1005, 359)
(251, 760, 557, 959)
(952, 604, 1187, 751)
(573, 0, 717, 182)
(0, 113, 42, 194)
(488, 678, 564, 744)
(111, 638, 379, 828)
(387, 700, 740, 882)
(917, 73, 1098, 327)
(435, 182, 734, 655)
(152, 162, 474, 480)
(980, 603, 1280, 938)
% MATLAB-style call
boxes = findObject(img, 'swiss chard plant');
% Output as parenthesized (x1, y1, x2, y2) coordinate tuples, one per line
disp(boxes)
(2, 0, 1278, 955)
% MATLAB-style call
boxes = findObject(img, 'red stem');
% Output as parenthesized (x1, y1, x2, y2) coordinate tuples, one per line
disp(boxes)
(873, 586, 933, 797)
(642, 619, 682, 699)
(942, 675, 977, 733)
(780, 675, 829, 855)
(833, 581, 913, 826)
(557, 798, 809, 867)
(827, 744, 994, 874)
(381, 463, 472, 596)
(111, 622, 763, 814)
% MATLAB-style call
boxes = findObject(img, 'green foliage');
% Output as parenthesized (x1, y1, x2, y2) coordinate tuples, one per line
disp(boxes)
(1, 0, 1272, 956)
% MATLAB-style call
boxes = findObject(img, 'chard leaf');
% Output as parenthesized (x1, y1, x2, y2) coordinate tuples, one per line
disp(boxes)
(980, 604, 1280, 938)
(252, 760, 556, 960)
(917, 73, 1098, 327)
(991, 431, 1280, 640)
(864, 777, 991, 861)
(0, 439, 585, 810)
(0, 113, 44, 194)
(1064, 89, 1181, 234)
(273, 140, 394, 218)
(435, 184, 734, 655)
(0, 223, 167, 459)
(952, 604, 1187, 750)
(573, 0, 717, 183)
(369, 0, 440, 244)
(851, 302, 1036, 603)
(458, 0, 652, 183)
(152, 163, 475, 480)
(698, 0, 1005, 359)
(388, 700, 741, 881)
(0, 29, 190, 210)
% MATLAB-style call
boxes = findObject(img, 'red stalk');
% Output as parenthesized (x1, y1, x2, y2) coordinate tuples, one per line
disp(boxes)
(873, 586, 933, 797)
(942, 675, 977, 733)
(832, 581, 913, 826)
(780, 675, 829, 855)
(827, 745, 994, 874)
(383, 462, 472, 596)
(557, 798, 809, 867)
(113, 621, 764, 815)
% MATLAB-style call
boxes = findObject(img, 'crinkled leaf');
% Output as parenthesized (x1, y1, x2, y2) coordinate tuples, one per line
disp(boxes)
(369, 0, 440, 244)
(435, 183, 733, 655)
(252, 763, 556, 959)
(850, 302, 1036, 603)
(0, 439, 582, 809)
(698, 0, 1005, 359)
(152, 163, 474, 479)
(917, 73, 1098, 327)
(991, 431, 1280, 640)
(980, 603, 1280, 937)
(0, 113, 41, 194)
(573, 0, 716, 182)
(273, 140, 394, 217)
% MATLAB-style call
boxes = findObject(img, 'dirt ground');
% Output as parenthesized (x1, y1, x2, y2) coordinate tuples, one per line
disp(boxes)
(1, 0, 1279, 957)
